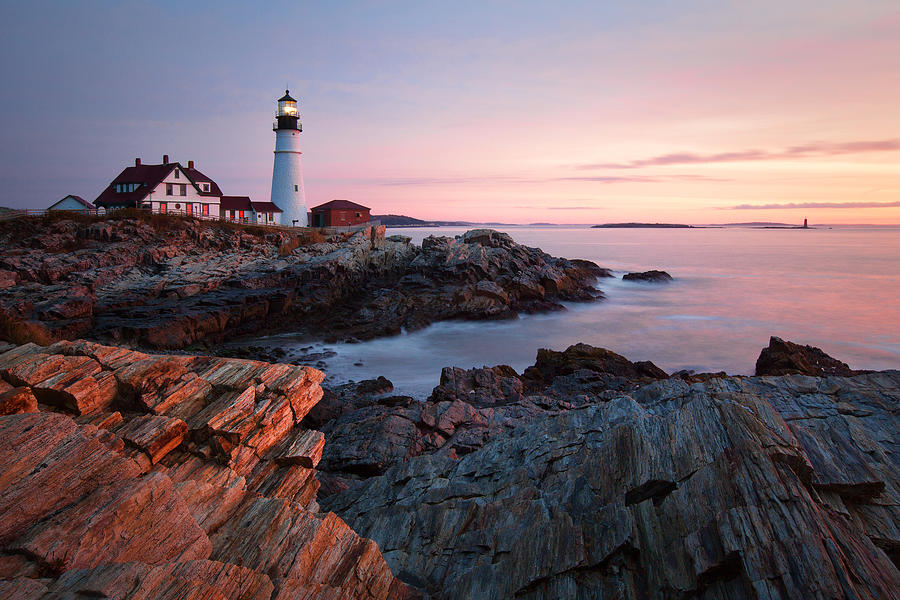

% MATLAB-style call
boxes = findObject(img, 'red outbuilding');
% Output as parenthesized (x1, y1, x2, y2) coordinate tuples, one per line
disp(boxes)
(309, 200, 370, 227)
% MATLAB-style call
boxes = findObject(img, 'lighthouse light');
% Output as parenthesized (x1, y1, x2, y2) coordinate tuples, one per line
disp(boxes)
(277, 100, 298, 117)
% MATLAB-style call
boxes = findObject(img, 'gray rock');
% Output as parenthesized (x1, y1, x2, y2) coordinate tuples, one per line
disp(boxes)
(325, 371, 900, 599)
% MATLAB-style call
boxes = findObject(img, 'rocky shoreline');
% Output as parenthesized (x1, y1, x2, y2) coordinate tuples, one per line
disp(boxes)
(0, 216, 606, 349)
(1, 217, 898, 598)
(0, 336, 897, 599)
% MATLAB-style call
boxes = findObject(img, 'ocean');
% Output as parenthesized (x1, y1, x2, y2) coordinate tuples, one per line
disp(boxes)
(252, 225, 900, 398)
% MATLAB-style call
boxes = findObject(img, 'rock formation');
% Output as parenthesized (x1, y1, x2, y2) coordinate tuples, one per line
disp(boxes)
(622, 269, 673, 282)
(0, 216, 605, 348)
(319, 343, 900, 599)
(309, 344, 670, 495)
(0, 340, 410, 599)
(1, 311, 896, 597)
(755, 335, 858, 377)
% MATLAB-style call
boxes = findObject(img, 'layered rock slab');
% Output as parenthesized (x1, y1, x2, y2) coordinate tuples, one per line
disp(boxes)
(0, 340, 409, 599)
(326, 371, 900, 599)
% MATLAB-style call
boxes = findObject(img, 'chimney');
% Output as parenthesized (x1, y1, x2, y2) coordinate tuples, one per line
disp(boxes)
(163, 154, 169, 164)
(135, 158, 141, 166)
(188, 160, 194, 169)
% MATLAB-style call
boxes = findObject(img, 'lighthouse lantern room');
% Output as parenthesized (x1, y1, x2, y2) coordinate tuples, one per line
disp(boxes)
(270, 90, 307, 226)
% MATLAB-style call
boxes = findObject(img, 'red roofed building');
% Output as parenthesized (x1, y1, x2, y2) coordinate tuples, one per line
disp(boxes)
(94, 155, 224, 219)
(251, 201, 283, 225)
(220, 196, 254, 223)
(309, 200, 370, 227)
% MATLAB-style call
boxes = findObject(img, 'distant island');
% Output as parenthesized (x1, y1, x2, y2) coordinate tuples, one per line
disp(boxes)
(373, 214, 517, 227)
(591, 222, 693, 229)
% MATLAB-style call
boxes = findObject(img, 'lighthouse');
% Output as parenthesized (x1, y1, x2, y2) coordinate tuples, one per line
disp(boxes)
(270, 90, 307, 226)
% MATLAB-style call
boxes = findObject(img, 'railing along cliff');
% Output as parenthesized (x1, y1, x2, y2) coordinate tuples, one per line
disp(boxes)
(0, 207, 380, 233)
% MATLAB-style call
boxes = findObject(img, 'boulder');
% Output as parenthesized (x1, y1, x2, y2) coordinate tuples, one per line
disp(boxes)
(522, 343, 668, 386)
(755, 336, 857, 376)
(622, 269, 673, 282)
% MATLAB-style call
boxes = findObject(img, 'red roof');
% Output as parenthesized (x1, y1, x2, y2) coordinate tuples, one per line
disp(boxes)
(94, 161, 223, 208)
(182, 167, 223, 197)
(220, 196, 253, 211)
(250, 201, 283, 213)
(311, 199, 370, 211)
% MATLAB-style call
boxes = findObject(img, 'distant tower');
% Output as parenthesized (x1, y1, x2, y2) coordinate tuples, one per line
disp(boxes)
(270, 90, 307, 226)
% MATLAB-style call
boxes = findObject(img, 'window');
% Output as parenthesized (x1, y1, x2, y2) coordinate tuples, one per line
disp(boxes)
(166, 183, 173, 195)
(202, 204, 209, 216)
(294, 185, 298, 192)
(185, 203, 192, 215)
(356, 212, 361, 218)
(203, 183, 210, 192)
(159, 202, 167, 214)
(179, 184, 186, 196)
(174, 170, 180, 179)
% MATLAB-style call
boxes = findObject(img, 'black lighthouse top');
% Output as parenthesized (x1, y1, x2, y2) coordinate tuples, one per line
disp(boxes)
(274, 90, 301, 131)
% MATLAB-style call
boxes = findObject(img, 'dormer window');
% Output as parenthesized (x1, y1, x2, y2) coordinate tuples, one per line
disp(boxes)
(115, 183, 140, 193)
(202, 183, 210, 192)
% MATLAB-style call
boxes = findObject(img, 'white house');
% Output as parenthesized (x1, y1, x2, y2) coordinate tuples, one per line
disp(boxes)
(251, 201, 283, 225)
(220, 196, 254, 223)
(48, 195, 95, 212)
(94, 155, 223, 218)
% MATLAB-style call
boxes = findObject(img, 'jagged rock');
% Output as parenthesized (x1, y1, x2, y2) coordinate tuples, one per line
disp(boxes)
(0, 386, 38, 414)
(325, 370, 900, 599)
(522, 343, 668, 388)
(0, 349, 116, 414)
(0, 341, 410, 599)
(755, 335, 857, 376)
(0, 218, 605, 349)
(430, 365, 522, 406)
(13, 471, 211, 571)
(315, 346, 667, 485)
(116, 414, 189, 464)
(623, 269, 673, 282)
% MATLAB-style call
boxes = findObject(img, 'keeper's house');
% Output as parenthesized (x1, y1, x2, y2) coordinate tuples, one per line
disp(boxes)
(93, 155, 225, 219)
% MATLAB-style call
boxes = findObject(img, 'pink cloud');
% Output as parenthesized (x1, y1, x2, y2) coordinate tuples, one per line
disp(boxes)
(580, 139, 900, 170)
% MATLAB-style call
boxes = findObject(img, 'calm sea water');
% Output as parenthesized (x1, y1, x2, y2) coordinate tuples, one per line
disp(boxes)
(253, 225, 900, 398)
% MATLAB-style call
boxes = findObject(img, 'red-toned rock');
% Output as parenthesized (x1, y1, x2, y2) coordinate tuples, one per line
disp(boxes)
(14, 471, 211, 571)
(0, 342, 409, 599)
(0, 412, 143, 545)
(46, 559, 274, 600)
(116, 414, 189, 464)
(2, 352, 116, 414)
(274, 429, 326, 468)
(0, 386, 37, 415)
(0, 578, 46, 600)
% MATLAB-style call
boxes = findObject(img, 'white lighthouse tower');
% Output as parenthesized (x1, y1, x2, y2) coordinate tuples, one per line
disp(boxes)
(270, 90, 307, 226)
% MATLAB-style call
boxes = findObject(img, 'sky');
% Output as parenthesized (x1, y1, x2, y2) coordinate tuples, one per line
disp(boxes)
(1, 0, 899, 224)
